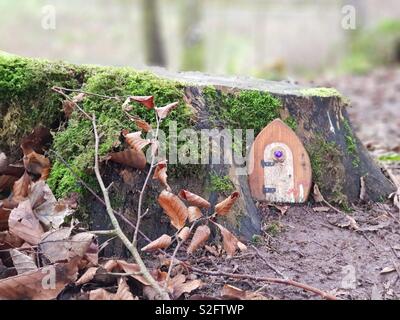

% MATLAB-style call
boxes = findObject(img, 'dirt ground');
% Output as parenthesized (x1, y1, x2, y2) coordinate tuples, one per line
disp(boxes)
(187, 204, 400, 300)
(180, 68, 400, 300)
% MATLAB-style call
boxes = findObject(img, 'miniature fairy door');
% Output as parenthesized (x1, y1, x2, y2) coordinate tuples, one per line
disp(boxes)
(248, 119, 312, 203)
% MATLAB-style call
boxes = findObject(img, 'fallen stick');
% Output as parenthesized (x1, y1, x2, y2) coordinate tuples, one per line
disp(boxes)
(186, 264, 337, 300)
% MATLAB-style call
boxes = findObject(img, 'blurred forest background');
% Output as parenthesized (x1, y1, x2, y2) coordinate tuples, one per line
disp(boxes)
(0, 0, 399, 79)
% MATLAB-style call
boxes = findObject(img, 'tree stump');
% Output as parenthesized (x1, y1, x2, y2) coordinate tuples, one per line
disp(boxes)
(0, 53, 395, 249)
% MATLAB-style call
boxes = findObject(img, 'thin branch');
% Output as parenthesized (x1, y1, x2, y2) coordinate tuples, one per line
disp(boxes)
(51, 86, 92, 120)
(165, 221, 199, 286)
(92, 114, 169, 300)
(52, 86, 122, 101)
(186, 264, 337, 300)
(90, 230, 118, 236)
(132, 110, 161, 245)
(251, 245, 286, 279)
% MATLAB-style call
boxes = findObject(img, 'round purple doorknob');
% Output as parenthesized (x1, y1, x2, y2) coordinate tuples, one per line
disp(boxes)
(274, 150, 283, 159)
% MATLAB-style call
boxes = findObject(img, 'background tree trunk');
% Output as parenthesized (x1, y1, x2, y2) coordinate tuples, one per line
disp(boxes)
(142, 0, 166, 67)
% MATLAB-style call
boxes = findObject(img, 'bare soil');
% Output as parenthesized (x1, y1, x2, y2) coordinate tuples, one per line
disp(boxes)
(187, 204, 400, 300)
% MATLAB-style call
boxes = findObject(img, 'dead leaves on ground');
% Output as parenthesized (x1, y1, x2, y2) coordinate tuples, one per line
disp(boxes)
(0, 145, 88, 300)
(89, 277, 136, 300)
(221, 284, 267, 300)
(0, 258, 79, 300)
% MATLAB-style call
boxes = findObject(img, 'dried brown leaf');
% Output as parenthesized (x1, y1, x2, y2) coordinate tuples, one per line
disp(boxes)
(215, 192, 240, 216)
(133, 117, 153, 132)
(215, 223, 240, 257)
(389, 188, 400, 212)
(107, 148, 147, 170)
(179, 189, 211, 209)
(313, 184, 325, 202)
(221, 284, 267, 300)
(155, 101, 179, 120)
(103, 259, 150, 285)
(39, 229, 96, 264)
(187, 225, 210, 254)
(76, 267, 99, 285)
(39, 227, 72, 263)
(153, 161, 171, 191)
(10, 249, 38, 274)
(11, 171, 31, 202)
(158, 190, 188, 230)
(0, 258, 79, 300)
(0, 231, 24, 250)
(123, 131, 151, 151)
(141, 234, 172, 252)
(9, 200, 44, 245)
(29, 181, 73, 229)
(21, 144, 50, 180)
(178, 226, 190, 242)
(168, 274, 201, 299)
(187, 206, 203, 223)
(130, 96, 154, 110)
(88, 278, 136, 300)
(115, 277, 136, 300)
(89, 288, 115, 300)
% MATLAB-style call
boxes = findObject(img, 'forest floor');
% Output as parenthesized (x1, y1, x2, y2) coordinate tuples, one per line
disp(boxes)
(179, 68, 400, 300)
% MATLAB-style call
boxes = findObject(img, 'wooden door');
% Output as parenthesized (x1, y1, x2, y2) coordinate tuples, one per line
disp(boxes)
(248, 119, 312, 203)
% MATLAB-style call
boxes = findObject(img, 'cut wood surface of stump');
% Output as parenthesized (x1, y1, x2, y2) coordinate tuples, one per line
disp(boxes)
(0, 52, 395, 249)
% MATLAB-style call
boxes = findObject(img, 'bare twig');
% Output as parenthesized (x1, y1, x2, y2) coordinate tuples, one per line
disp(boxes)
(251, 245, 286, 279)
(52, 86, 123, 101)
(51, 86, 92, 120)
(132, 110, 160, 245)
(90, 230, 117, 236)
(165, 221, 199, 286)
(186, 264, 337, 300)
(92, 114, 169, 300)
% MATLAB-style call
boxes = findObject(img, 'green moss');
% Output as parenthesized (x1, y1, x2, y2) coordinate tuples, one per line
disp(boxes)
(48, 68, 194, 197)
(265, 221, 282, 237)
(0, 54, 84, 151)
(0, 54, 197, 198)
(203, 86, 282, 136)
(299, 87, 342, 98)
(209, 173, 234, 193)
(251, 234, 264, 246)
(306, 135, 349, 208)
(343, 119, 360, 168)
(378, 153, 400, 162)
(283, 115, 297, 131)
